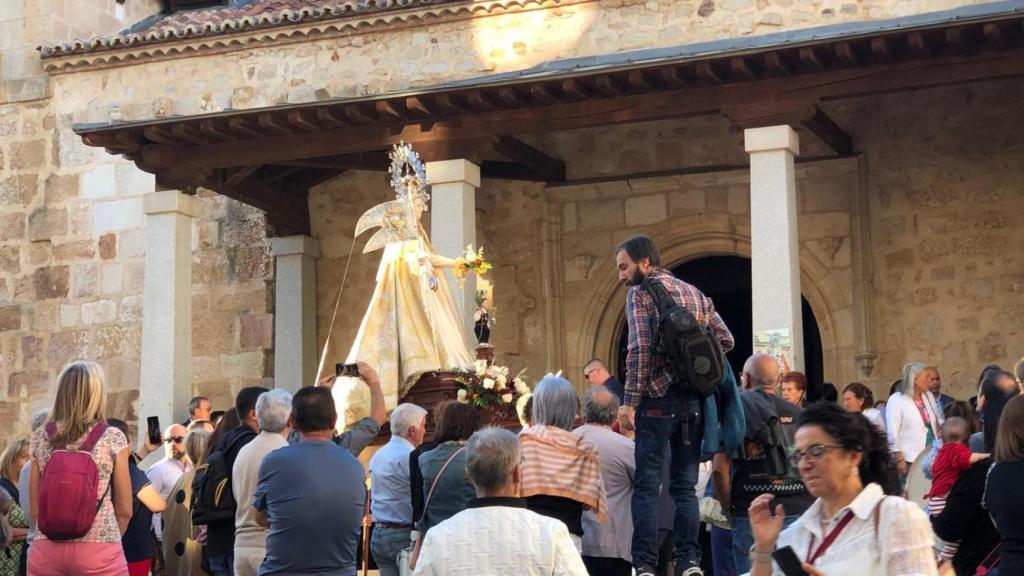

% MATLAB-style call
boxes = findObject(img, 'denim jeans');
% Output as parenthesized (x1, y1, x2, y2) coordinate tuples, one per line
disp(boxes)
(207, 552, 235, 576)
(730, 514, 800, 574)
(631, 393, 703, 567)
(710, 526, 738, 576)
(371, 526, 410, 576)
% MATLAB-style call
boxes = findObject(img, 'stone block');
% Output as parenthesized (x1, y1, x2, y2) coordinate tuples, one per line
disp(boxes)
(0, 305, 21, 332)
(910, 288, 937, 305)
(99, 264, 123, 295)
(798, 213, 850, 240)
(27, 207, 68, 242)
(92, 325, 136, 359)
(561, 203, 577, 233)
(977, 331, 1006, 363)
(118, 295, 143, 323)
(230, 245, 271, 282)
(59, 304, 79, 328)
(32, 265, 69, 299)
(25, 242, 51, 266)
(193, 310, 237, 354)
(668, 189, 707, 216)
(98, 233, 116, 259)
(222, 217, 266, 246)
(931, 266, 955, 281)
(10, 140, 46, 169)
(918, 240, 949, 263)
(220, 351, 266, 379)
(197, 222, 219, 249)
(625, 194, 667, 226)
(119, 229, 146, 259)
(73, 262, 99, 298)
(239, 313, 273, 350)
(21, 335, 42, 364)
(963, 278, 995, 302)
(192, 251, 229, 285)
(115, 162, 155, 195)
(0, 174, 37, 206)
(80, 164, 116, 199)
(0, 245, 18, 272)
(8, 371, 48, 398)
(123, 262, 145, 290)
(576, 199, 624, 230)
(81, 300, 116, 325)
(0, 213, 25, 241)
(52, 240, 96, 260)
(952, 235, 1004, 257)
(92, 198, 144, 234)
(44, 173, 79, 203)
(47, 330, 89, 366)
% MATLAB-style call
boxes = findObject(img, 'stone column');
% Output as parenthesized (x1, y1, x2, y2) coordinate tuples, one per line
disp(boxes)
(745, 125, 805, 371)
(425, 159, 481, 345)
(271, 235, 320, 392)
(139, 190, 194, 437)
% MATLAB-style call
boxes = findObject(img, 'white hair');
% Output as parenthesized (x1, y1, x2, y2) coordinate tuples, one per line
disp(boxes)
(467, 426, 520, 492)
(390, 403, 427, 438)
(532, 376, 579, 431)
(256, 389, 293, 433)
(901, 362, 928, 396)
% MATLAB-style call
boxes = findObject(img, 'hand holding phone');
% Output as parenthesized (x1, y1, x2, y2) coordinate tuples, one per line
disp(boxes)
(336, 363, 360, 378)
(146, 416, 161, 445)
(772, 546, 809, 576)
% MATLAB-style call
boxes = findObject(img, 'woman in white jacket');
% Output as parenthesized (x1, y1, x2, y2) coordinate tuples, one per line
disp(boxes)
(885, 362, 943, 478)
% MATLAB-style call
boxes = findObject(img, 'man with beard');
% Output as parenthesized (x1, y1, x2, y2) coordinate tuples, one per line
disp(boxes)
(614, 235, 734, 576)
(146, 423, 190, 541)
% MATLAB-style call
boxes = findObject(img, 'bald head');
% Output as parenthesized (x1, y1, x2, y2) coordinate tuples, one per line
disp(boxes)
(582, 385, 619, 426)
(584, 358, 611, 387)
(742, 353, 780, 392)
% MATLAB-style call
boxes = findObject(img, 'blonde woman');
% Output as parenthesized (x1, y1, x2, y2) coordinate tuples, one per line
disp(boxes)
(28, 360, 132, 575)
(0, 438, 29, 575)
(163, 429, 212, 576)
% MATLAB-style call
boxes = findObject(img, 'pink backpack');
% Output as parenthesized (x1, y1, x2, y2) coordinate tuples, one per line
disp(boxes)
(37, 422, 110, 540)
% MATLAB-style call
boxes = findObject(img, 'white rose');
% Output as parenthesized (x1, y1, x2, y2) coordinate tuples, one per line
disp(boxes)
(457, 389, 468, 403)
(514, 378, 529, 394)
(501, 393, 514, 404)
(483, 378, 496, 390)
(474, 360, 488, 377)
(496, 375, 507, 389)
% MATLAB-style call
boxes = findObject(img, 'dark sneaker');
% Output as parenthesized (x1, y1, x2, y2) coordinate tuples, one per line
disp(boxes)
(636, 565, 658, 576)
(676, 560, 704, 576)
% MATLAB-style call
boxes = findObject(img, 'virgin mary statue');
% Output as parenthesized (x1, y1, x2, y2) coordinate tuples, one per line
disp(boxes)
(332, 144, 474, 429)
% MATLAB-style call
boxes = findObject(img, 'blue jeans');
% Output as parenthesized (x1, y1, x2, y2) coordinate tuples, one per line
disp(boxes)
(632, 394, 703, 567)
(208, 552, 235, 576)
(731, 514, 800, 574)
(710, 526, 738, 576)
(371, 526, 410, 576)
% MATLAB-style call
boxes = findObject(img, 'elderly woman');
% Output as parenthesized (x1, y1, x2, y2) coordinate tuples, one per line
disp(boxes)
(842, 383, 885, 432)
(984, 394, 1024, 574)
(748, 403, 938, 575)
(780, 372, 807, 407)
(885, 363, 943, 478)
(519, 376, 607, 552)
(417, 402, 480, 533)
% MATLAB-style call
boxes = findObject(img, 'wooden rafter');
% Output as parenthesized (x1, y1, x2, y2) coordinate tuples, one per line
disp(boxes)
(491, 136, 566, 182)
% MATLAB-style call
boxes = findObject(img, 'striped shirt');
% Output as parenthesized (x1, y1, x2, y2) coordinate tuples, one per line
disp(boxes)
(624, 267, 734, 407)
(519, 425, 607, 524)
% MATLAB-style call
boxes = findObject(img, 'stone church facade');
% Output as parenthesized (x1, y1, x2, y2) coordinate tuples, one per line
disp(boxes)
(1, 0, 1022, 444)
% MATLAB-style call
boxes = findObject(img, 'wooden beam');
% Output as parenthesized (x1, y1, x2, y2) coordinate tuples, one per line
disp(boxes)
(870, 37, 896, 63)
(983, 23, 1008, 50)
(435, 94, 469, 114)
(225, 164, 261, 186)
(201, 170, 310, 237)
(143, 125, 179, 146)
(286, 110, 321, 131)
(834, 42, 860, 67)
(626, 70, 654, 91)
(315, 107, 349, 127)
(480, 160, 553, 181)
(764, 52, 790, 76)
(466, 91, 499, 111)
(907, 32, 932, 58)
(799, 47, 826, 72)
(695, 61, 723, 84)
(405, 97, 437, 117)
(593, 75, 625, 96)
(561, 78, 592, 100)
(344, 104, 377, 124)
(257, 113, 291, 133)
(375, 100, 408, 121)
(945, 28, 967, 53)
(530, 84, 560, 105)
(659, 66, 687, 87)
(496, 87, 528, 107)
(199, 119, 235, 142)
(170, 123, 206, 144)
(133, 50, 1024, 172)
(801, 107, 853, 155)
(730, 57, 758, 81)
(227, 117, 266, 138)
(491, 135, 565, 182)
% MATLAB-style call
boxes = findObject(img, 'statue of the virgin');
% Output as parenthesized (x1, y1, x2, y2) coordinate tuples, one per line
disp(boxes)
(332, 144, 475, 429)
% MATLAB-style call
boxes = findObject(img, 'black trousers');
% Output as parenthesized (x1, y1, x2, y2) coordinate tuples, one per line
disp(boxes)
(582, 556, 633, 576)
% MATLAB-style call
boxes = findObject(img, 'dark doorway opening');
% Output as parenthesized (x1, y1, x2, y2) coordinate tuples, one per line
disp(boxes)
(615, 256, 824, 395)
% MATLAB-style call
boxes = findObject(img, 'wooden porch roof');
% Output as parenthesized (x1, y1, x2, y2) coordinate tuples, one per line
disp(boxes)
(75, 2, 1024, 236)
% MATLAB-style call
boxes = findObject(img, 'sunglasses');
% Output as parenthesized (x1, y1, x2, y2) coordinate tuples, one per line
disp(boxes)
(165, 436, 185, 444)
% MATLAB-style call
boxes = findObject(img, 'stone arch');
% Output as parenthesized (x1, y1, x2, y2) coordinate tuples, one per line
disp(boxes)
(568, 214, 849, 384)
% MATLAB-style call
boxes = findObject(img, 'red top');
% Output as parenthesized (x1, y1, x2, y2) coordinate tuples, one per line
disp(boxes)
(927, 442, 973, 498)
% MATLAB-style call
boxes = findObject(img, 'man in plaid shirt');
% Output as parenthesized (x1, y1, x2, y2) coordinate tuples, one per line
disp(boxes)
(614, 235, 733, 576)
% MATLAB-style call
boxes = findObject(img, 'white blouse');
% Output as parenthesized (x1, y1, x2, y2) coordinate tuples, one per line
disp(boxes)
(885, 391, 943, 463)
(766, 483, 938, 576)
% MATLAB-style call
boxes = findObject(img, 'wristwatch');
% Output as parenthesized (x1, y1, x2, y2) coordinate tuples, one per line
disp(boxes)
(749, 544, 774, 565)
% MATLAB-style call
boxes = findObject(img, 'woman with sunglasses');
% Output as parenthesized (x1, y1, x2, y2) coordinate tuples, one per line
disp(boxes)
(747, 403, 938, 575)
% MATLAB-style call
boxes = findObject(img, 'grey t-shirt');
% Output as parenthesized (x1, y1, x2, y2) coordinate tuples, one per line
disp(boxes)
(287, 417, 380, 457)
(254, 439, 366, 575)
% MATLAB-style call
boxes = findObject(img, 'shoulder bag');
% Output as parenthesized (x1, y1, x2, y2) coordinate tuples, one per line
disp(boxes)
(399, 445, 467, 575)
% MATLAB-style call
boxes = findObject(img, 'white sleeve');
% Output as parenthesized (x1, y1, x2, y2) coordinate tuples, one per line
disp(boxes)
(411, 530, 440, 576)
(885, 396, 901, 455)
(552, 523, 588, 576)
(880, 499, 940, 576)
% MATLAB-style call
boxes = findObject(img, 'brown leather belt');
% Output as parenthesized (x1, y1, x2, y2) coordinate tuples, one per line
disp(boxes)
(374, 522, 411, 529)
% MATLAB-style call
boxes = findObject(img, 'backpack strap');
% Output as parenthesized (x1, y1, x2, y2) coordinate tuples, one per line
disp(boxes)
(79, 423, 108, 453)
(641, 277, 672, 316)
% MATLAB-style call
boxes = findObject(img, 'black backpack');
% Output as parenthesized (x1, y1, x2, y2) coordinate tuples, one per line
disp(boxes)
(190, 433, 248, 525)
(641, 276, 725, 398)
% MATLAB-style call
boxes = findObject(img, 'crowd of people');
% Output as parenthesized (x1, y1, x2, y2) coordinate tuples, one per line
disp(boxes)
(3, 234, 1024, 576)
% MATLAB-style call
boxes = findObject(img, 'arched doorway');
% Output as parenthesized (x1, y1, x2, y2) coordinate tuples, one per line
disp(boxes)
(615, 255, 824, 396)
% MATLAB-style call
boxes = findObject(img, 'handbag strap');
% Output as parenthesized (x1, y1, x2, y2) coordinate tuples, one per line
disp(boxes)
(423, 446, 467, 513)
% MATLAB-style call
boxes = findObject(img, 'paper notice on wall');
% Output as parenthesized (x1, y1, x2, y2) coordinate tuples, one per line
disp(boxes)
(754, 329, 793, 373)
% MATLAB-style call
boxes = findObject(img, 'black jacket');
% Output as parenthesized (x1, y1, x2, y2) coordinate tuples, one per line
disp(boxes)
(931, 458, 1000, 576)
(205, 424, 258, 556)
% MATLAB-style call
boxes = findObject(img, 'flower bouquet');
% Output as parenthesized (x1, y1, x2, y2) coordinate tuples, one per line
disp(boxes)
(451, 360, 529, 410)
(453, 245, 493, 284)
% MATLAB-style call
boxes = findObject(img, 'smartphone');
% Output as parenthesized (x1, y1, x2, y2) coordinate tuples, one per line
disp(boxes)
(146, 416, 161, 445)
(772, 546, 809, 576)
(336, 363, 360, 378)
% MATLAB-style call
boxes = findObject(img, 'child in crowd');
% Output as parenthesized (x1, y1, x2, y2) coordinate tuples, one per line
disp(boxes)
(925, 417, 989, 564)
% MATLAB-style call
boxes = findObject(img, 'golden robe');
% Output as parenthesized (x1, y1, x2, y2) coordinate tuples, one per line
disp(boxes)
(334, 236, 474, 429)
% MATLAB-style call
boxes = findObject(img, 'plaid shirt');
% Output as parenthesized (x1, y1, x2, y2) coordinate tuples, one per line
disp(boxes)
(624, 267, 734, 407)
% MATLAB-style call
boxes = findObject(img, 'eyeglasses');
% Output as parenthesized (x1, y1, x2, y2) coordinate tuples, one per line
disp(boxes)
(165, 436, 185, 444)
(788, 444, 843, 468)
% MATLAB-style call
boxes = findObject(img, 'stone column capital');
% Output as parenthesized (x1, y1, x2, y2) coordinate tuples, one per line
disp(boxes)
(143, 190, 196, 217)
(271, 235, 321, 258)
(425, 159, 481, 187)
(744, 125, 800, 155)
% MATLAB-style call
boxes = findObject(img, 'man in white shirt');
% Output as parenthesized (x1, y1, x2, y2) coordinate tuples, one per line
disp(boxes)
(233, 388, 292, 576)
(574, 386, 635, 576)
(368, 403, 427, 576)
(146, 423, 190, 540)
(413, 426, 587, 576)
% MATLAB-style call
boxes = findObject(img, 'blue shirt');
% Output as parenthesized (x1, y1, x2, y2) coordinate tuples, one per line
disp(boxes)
(254, 439, 366, 575)
(368, 435, 414, 524)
